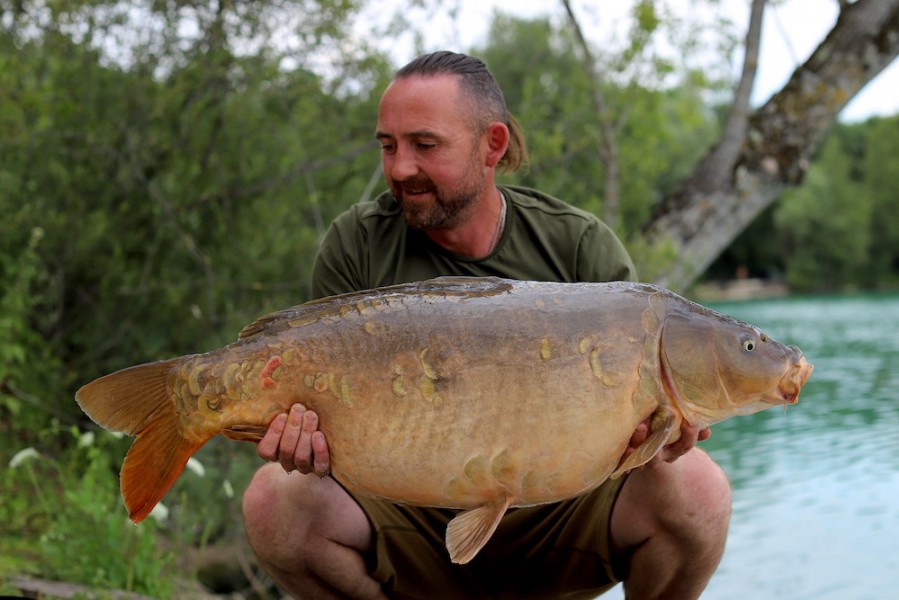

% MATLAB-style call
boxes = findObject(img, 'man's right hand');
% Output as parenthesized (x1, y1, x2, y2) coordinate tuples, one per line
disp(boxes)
(257, 403, 331, 478)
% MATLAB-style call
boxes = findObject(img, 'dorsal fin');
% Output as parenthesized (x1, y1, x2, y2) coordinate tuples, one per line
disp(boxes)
(237, 303, 327, 340)
(237, 277, 513, 340)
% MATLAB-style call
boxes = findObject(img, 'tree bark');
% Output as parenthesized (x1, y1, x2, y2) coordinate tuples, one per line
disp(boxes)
(644, 0, 899, 292)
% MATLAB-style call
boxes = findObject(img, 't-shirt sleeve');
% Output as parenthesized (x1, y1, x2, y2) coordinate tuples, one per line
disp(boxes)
(576, 220, 638, 283)
(310, 209, 367, 300)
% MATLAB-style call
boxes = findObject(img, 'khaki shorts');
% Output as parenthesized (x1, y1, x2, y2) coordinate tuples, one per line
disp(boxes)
(351, 475, 628, 600)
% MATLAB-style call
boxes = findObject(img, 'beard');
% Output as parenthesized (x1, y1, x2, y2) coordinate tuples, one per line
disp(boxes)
(390, 158, 486, 231)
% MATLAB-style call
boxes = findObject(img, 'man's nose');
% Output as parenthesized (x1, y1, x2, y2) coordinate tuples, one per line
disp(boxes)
(388, 144, 419, 181)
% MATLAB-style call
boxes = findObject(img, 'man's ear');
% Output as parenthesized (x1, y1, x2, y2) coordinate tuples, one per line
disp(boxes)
(483, 122, 510, 168)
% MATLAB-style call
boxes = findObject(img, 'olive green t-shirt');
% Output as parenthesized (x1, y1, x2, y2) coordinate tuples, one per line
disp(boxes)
(310, 185, 636, 299)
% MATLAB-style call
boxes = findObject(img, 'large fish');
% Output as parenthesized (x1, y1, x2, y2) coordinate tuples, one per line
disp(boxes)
(76, 277, 813, 564)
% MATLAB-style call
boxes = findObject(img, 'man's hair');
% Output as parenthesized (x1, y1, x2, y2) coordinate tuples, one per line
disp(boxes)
(394, 51, 528, 174)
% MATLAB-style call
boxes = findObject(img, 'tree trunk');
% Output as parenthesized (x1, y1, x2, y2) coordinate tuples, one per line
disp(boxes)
(644, 0, 899, 292)
(561, 0, 622, 230)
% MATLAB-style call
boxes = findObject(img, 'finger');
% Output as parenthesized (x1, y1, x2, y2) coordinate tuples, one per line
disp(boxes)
(293, 409, 320, 474)
(257, 414, 287, 462)
(627, 420, 650, 450)
(698, 427, 712, 442)
(664, 424, 701, 462)
(278, 404, 308, 473)
(312, 431, 330, 478)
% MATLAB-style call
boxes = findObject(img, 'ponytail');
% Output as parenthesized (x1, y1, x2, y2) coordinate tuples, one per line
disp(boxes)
(498, 114, 529, 174)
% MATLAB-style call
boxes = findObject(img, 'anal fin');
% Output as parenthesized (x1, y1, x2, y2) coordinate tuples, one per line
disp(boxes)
(445, 495, 511, 564)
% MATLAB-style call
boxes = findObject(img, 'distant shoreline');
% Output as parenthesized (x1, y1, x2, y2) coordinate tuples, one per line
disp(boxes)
(690, 278, 790, 303)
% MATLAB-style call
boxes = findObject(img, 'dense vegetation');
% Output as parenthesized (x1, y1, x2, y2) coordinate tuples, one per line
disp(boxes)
(2, 0, 898, 596)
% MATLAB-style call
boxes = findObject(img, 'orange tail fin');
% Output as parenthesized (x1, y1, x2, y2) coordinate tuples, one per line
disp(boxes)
(75, 357, 209, 523)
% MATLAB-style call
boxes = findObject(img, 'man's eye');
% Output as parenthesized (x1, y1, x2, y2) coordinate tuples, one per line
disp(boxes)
(380, 144, 396, 153)
(417, 143, 436, 151)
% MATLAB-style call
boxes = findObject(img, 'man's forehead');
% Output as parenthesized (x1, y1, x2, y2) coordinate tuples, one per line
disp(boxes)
(383, 73, 461, 99)
(377, 75, 467, 133)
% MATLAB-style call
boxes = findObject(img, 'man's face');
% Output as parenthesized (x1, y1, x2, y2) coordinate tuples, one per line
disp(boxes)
(376, 75, 488, 230)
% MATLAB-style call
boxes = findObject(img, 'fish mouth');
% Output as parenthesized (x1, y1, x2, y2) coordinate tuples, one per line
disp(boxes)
(776, 349, 814, 405)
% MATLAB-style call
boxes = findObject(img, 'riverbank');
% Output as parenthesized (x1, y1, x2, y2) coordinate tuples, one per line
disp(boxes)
(690, 278, 790, 302)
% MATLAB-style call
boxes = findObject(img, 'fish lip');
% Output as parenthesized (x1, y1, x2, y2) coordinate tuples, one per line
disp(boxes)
(777, 355, 814, 405)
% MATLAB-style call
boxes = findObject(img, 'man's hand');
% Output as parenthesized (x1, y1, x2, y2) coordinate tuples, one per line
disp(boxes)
(623, 418, 711, 466)
(257, 403, 331, 477)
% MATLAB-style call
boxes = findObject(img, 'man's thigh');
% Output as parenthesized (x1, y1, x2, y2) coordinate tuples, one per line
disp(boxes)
(355, 475, 628, 599)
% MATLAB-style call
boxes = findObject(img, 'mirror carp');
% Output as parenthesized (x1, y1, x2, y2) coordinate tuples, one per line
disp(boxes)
(76, 276, 813, 564)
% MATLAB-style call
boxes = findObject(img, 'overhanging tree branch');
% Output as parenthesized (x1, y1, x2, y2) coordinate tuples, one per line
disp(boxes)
(643, 0, 899, 292)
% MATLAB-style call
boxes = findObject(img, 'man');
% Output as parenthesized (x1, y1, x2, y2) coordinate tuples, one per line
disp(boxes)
(242, 51, 731, 599)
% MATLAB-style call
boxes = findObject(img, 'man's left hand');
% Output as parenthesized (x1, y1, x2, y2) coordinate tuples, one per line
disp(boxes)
(624, 419, 711, 466)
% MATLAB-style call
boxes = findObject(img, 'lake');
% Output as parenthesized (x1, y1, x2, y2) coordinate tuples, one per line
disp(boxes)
(605, 293, 899, 600)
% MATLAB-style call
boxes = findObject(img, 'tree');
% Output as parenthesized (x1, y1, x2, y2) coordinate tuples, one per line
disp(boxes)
(560, 0, 732, 234)
(773, 135, 871, 291)
(562, 0, 899, 290)
(717, 114, 899, 291)
(640, 0, 899, 290)
(0, 0, 391, 424)
(479, 13, 719, 238)
(862, 115, 899, 286)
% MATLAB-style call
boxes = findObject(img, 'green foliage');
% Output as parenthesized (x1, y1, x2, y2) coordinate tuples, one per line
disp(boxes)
(769, 117, 897, 292)
(707, 115, 899, 293)
(1, 426, 174, 595)
(0, 0, 387, 423)
(774, 136, 871, 291)
(626, 234, 679, 283)
(860, 116, 899, 287)
(0, 228, 60, 426)
(480, 13, 719, 238)
(1, 1, 386, 591)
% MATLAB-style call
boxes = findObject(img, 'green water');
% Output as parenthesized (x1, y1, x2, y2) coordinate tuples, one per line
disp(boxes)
(611, 293, 899, 599)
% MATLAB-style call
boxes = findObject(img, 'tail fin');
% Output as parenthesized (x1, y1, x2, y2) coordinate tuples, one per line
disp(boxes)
(75, 358, 209, 523)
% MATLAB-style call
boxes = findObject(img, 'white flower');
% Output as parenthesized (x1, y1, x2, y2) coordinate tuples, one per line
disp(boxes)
(222, 480, 234, 499)
(78, 431, 95, 448)
(149, 502, 169, 522)
(9, 448, 40, 469)
(186, 457, 205, 478)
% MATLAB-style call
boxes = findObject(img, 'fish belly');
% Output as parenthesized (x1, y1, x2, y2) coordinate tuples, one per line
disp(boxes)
(325, 364, 647, 509)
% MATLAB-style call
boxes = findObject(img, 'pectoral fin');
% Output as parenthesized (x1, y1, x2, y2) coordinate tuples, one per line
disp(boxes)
(222, 424, 269, 442)
(610, 410, 679, 479)
(445, 495, 511, 564)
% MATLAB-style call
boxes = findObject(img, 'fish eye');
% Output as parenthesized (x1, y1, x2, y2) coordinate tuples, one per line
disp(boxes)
(742, 338, 756, 352)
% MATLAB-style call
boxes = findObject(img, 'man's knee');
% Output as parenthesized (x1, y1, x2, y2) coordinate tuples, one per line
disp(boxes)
(662, 449, 732, 555)
(614, 449, 732, 550)
(242, 464, 289, 553)
(653, 449, 731, 534)
(681, 449, 732, 526)
(243, 464, 373, 556)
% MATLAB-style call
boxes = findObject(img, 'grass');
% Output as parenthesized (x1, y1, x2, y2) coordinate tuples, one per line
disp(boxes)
(1, 424, 176, 597)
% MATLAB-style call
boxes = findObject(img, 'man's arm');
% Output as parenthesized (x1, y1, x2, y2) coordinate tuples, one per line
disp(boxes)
(310, 206, 369, 300)
(576, 219, 637, 283)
